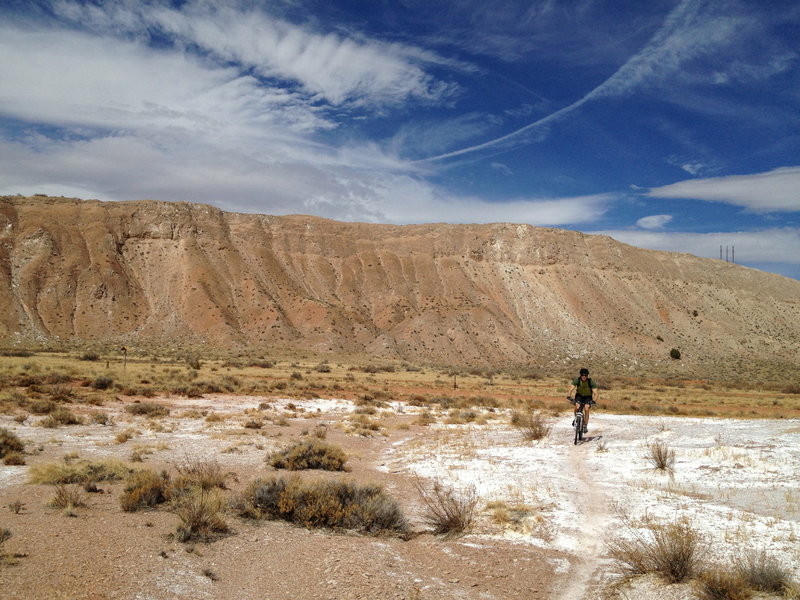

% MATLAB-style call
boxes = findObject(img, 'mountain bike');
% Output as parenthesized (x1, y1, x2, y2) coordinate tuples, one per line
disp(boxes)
(568, 397, 595, 445)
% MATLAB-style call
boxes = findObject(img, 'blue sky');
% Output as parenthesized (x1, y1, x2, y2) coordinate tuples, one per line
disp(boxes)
(1, 1, 799, 279)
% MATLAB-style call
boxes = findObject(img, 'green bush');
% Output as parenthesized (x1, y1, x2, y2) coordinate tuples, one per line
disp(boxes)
(234, 476, 408, 535)
(269, 439, 348, 471)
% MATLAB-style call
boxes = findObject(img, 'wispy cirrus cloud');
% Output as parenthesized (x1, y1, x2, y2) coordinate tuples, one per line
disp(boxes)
(647, 166, 800, 213)
(49, 0, 458, 109)
(418, 0, 783, 162)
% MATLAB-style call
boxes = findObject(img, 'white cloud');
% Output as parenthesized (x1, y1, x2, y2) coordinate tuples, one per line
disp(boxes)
(647, 166, 800, 213)
(0, 130, 612, 228)
(49, 0, 457, 108)
(0, 27, 330, 135)
(592, 228, 800, 266)
(636, 214, 673, 229)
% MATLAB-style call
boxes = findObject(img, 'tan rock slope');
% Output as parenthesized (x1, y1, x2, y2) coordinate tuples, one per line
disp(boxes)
(2, 195, 798, 376)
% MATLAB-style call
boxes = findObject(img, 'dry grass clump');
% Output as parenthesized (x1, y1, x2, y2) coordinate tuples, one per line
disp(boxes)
(346, 414, 383, 436)
(735, 549, 796, 596)
(38, 406, 83, 428)
(172, 456, 229, 492)
(269, 438, 348, 471)
(3, 451, 25, 465)
(28, 457, 134, 485)
(696, 549, 797, 600)
(172, 488, 230, 543)
(0, 427, 24, 459)
(697, 568, 750, 600)
(608, 520, 702, 583)
(49, 484, 86, 510)
(414, 478, 478, 537)
(414, 410, 436, 426)
(234, 476, 408, 535)
(511, 410, 552, 441)
(120, 469, 171, 512)
(645, 440, 676, 473)
(125, 402, 169, 417)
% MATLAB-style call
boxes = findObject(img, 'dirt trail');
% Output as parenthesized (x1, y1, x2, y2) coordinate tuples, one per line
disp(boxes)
(553, 424, 613, 600)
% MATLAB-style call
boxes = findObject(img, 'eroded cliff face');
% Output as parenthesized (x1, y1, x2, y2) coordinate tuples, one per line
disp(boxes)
(2, 195, 799, 373)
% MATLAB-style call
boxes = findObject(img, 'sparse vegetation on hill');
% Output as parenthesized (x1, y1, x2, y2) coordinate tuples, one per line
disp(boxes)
(2, 195, 799, 382)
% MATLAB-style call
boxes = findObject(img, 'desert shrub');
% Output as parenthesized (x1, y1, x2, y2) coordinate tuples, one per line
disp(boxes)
(0, 527, 11, 546)
(28, 399, 56, 414)
(0, 428, 24, 458)
(120, 469, 171, 512)
(608, 521, 702, 583)
(39, 406, 82, 427)
(269, 439, 348, 471)
(29, 458, 134, 485)
(47, 383, 75, 402)
(234, 476, 408, 535)
(80, 352, 100, 361)
(173, 487, 229, 543)
(646, 440, 675, 473)
(415, 411, 436, 426)
(735, 549, 795, 595)
(91, 376, 114, 390)
(511, 411, 552, 441)
(172, 456, 228, 492)
(49, 484, 86, 510)
(90, 411, 113, 426)
(697, 568, 750, 600)
(414, 478, 478, 537)
(184, 355, 202, 370)
(670, 348, 682, 360)
(126, 402, 169, 417)
(347, 414, 382, 436)
(3, 452, 25, 466)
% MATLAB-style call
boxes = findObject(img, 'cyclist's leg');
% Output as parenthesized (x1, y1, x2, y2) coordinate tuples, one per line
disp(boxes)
(583, 403, 590, 430)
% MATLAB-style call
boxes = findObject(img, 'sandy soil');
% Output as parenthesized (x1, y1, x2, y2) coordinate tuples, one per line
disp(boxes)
(1, 394, 798, 600)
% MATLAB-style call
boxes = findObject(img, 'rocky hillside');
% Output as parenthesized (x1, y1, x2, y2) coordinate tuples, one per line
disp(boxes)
(2, 195, 799, 377)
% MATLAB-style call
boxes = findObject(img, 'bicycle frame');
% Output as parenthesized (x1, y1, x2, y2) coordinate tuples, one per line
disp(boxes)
(569, 398, 589, 444)
(573, 405, 584, 444)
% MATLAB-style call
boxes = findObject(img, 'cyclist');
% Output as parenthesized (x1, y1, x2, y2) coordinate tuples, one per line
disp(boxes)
(568, 368, 598, 433)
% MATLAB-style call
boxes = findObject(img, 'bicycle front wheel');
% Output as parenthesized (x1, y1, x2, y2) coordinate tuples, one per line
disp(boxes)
(574, 413, 582, 445)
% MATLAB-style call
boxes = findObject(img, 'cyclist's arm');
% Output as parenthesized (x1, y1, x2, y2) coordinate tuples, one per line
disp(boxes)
(567, 384, 577, 398)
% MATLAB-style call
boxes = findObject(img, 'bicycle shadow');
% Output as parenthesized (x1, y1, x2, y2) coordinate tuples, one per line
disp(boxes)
(577, 434, 604, 445)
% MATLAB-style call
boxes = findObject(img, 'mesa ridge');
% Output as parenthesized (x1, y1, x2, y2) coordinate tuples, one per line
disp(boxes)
(2, 195, 798, 379)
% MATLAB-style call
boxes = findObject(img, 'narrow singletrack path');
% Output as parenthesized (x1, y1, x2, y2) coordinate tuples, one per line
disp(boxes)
(553, 423, 613, 600)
